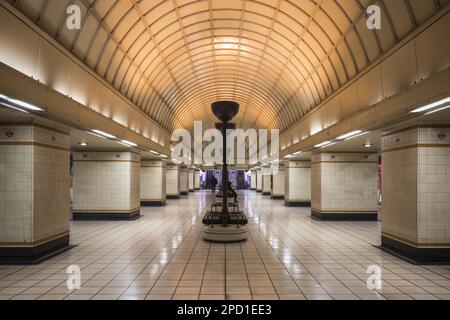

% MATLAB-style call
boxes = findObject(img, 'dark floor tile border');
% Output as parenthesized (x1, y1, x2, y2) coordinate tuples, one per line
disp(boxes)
(180, 192, 189, 196)
(284, 201, 311, 207)
(140, 200, 166, 207)
(380, 235, 450, 265)
(262, 192, 271, 196)
(311, 209, 377, 221)
(256, 190, 262, 193)
(72, 209, 140, 221)
(271, 195, 285, 200)
(166, 195, 180, 199)
(0, 234, 73, 265)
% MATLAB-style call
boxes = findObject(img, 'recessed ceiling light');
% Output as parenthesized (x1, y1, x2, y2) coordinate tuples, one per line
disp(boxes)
(314, 141, 332, 148)
(337, 130, 363, 140)
(410, 97, 450, 113)
(121, 140, 137, 147)
(293, 151, 303, 155)
(8, 99, 43, 111)
(0, 94, 43, 111)
(150, 150, 159, 155)
(283, 154, 294, 159)
(425, 104, 450, 115)
(92, 129, 116, 139)
(363, 143, 373, 148)
(78, 142, 88, 147)
(0, 102, 30, 113)
(320, 142, 338, 148)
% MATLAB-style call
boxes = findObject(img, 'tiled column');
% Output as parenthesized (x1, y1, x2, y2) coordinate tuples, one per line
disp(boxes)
(256, 169, 262, 193)
(140, 160, 166, 206)
(188, 169, 195, 192)
(284, 161, 311, 207)
(381, 126, 450, 263)
(166, 164, 180, 199)
(180, 166, 189, 195)
(194, 170, 201, 190)
(250, 170, 257, 190)
(262, 166, 271, 195)
(72, 151, 140, 220)
(311, 152, 378, 220)
(271, 164, 285, 199)
(0, 123, 70, 264)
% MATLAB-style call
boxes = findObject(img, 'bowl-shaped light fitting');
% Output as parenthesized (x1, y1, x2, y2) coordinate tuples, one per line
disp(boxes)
(212, 101, 239, 123)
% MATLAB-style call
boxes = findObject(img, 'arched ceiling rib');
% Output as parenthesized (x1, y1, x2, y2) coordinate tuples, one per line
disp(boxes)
(12, 0, 449, 132)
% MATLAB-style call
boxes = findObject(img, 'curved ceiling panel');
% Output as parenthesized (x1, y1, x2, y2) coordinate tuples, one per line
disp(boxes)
(13, 0, 448, 132)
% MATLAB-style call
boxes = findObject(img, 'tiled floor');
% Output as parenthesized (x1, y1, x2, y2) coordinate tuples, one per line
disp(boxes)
(1, 190, 449, 300)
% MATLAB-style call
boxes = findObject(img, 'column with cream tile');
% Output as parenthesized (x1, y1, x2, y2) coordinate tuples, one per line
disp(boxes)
(284, 161, 311, 206)
(271, 164, 285, 199)
(256, 168, 262, 193)
(180, 166, 189, 195)
(166, 164, 180, 199)
(311, 152, 378, 220)
(381, 126, 450, 263)
(262, 166, 271, 195)
(250, 169, 257, 190)
(0, 123, 70, 264)
(140, 160, 166, 206)
(188, 169, 195, 192)
(194, 170, 201, 190)
(72, 150, 140, 220)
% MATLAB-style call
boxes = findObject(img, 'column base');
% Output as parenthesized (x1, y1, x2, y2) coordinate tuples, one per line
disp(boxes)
(0, 234, 71, 265)
(140, 200, 166, 207)
(285, 201, 311, 207)
(167, 195, 180, 199)
(180, 191, 188, 196)
(73, 209, 140, 221)
(381, 235, 450, 265)
(256, 190, 262, 193)
(311, 209, 377, 221)
(250, 188, 256, 191)
(262, 192, 271, 196)
(189, 189, 195, 192)
(195, 188, 201, 191)
(271, 195, 285, 200)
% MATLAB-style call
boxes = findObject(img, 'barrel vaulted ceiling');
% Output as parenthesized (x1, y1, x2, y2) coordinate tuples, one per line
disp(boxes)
(9, 0, 449, 132)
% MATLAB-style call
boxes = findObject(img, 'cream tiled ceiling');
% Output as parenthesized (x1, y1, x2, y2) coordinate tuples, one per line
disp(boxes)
(12, 0, 448, 132)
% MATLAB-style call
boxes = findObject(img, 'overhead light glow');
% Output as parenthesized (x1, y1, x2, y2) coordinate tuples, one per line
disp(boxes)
(121, 140, 138, 147)
(321, 142, 338, 149)
(0, 102, 30, 113)
(314, 141, 332, 148)
(293, 151, 303, 155)
(78, 142, 88, 147)
(337, 130, 362, 140)
(425, 104, 450, 115)
(363, 143, 373, 148)
(345, 132, 369, 141)
(0, 94, 44, 112)
(410, 97, 450, 113)
(283, 154, 294, 159)
(150, 150, 159, 155)
(92, 129, 117, 139)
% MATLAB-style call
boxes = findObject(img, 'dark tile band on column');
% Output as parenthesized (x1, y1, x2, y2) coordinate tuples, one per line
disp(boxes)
(311, 209, 377, 221)
(381, 235, 450, 265)
(140, 200, 167, 207)
(284, 201, 311, 207)
(0, 234, 71, 265)
(271, 195, 284, 200)
(72, 209, 140, 221)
